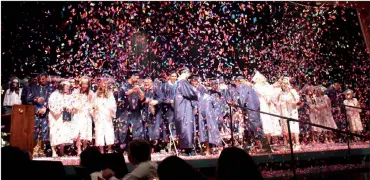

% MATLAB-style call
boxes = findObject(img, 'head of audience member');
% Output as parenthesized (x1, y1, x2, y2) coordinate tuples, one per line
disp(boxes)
(157, 156, 207, 180)
(80, 147, 104, 173)
(127, 139, 152, 166)
(216, 147, 263, 180)
(2, 146, 31, 178)
(102, 153, 129, 179)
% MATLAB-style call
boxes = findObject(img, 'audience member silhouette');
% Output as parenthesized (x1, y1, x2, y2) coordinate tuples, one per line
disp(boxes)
(158, 156, 207, 180)
(102, 139, 158, 180)
(80, 146, 104, 180)
(216, 147, 263, 180)
(2, 146, 31, 179)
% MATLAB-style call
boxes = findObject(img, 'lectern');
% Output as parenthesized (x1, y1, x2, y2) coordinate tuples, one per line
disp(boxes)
(9, 105, 35, 153)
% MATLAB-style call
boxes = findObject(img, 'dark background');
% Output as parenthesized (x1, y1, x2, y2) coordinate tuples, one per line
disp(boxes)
(1, 2, 369, 90)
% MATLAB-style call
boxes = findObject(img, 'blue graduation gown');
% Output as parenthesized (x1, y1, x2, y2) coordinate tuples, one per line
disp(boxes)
(174, 79, 198, 149)
(119, 82, 145, 141)
(143, 85, 165, 141)
(162, 81, 176, 141)
(27, 84, 53, 141)
(198, 91, 221, 146)
(236, 84, 262, 135)
(114, 87, 126, 143)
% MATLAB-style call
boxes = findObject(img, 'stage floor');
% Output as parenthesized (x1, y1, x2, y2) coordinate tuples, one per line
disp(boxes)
(33, 142, 370, 167)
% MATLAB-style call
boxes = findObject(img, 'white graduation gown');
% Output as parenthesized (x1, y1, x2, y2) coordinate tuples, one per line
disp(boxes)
(71, 90, 95, 141)
(277, 89, 300, 134)
(253, 83, 282, 136)
(93, 93, 117, 146)
(48, 91, 74, 146)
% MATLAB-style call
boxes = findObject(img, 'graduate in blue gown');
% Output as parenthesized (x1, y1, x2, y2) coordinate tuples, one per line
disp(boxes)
(228, 76, 262, 149)
(162, 71, 177, 142)
(118, 71, 146, 143)
(27, 73, 54, 156)
(197, 79, 221, 154)
(142, 78, 165, 142)
(235, 79, 262, 136)
(113, 81, 126, 144)
(173, 67, 198, 156)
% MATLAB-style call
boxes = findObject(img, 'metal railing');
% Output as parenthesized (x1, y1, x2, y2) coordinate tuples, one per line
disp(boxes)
(227, 102, 369, 179)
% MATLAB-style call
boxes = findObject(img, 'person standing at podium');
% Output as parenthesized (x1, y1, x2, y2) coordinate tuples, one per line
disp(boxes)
(48, 80, 74, 157)
(3, 77, 23, 114)
(27, 73, 53, 157)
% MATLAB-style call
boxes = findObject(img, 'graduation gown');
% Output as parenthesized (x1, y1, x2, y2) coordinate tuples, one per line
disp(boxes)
(48, 91, 74, 146)
(27, 84, 53, 141)
(174, 79, 198, 149)
(277, 89, 300, 134)
(93, 93, 117, 146)
(143, 85, 165, 141)
(119, 82, 145, 141)
(198, 91, 221, 146)
(71, 90, 95, 141)
(253, 83, 282, 136)
(114, 86, 126, 143)
(236, 84, 262, 135)
(162, 81, 176, 141)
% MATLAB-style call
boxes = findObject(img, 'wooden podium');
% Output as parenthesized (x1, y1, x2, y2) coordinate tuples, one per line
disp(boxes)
(9, 105, 35, 153)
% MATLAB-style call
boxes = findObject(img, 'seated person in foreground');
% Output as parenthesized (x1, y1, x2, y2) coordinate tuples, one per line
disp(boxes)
(80, 146, 105, 180)
(103, 139, 158, 180)
(157, 156, 207, 180)
(216, 147, 263, 180)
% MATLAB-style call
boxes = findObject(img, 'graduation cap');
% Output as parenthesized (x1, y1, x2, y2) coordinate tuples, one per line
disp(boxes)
(344, 89, 354, 95)
(11, 77, 20, 83)
(318, 85, 327, 93)
(180, 67, 190, 74)
(22, 78, 29, 83)
(60, 79, 71, 86)
(252, 71, 266, 83)
(208, 76, 219, 86)
(218, 76, 225, 84)
(79, 76, 91, 84)
(189, 74, 200, 81)
(127, 70, 141, 78)
(235, 76, 245, 81)
(210, 79, 219, 86)
(168, 70, 178, 75)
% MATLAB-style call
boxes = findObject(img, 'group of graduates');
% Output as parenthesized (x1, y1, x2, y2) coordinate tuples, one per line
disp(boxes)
(1, 67, 366, 157)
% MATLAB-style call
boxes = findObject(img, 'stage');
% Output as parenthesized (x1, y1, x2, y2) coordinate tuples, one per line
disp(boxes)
(33, 143, 370, 167)
(28, 143, 370, 179)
